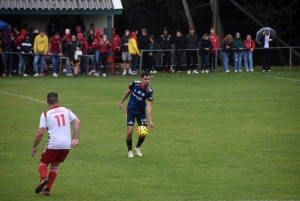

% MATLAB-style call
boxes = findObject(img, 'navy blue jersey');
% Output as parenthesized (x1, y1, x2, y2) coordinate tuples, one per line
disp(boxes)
(127, 81, 153, 114)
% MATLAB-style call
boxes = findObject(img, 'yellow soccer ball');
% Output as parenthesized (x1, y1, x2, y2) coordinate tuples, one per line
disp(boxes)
(136, 126, 149, 137)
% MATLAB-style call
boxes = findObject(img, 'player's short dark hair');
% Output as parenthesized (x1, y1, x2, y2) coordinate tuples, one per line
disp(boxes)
(47, 93, 58, 105)
(141, 71, 150, 78)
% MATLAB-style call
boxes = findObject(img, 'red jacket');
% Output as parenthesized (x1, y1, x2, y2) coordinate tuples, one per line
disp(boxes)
(244, 39, 256, 50)
(79, 39, 89, 54)
(209, 35, 219, 54)
(98, 41, 112, 53)
(15, 29, 27, 49)
(112, 28, 121, 51)
(91, 29, 101, 50)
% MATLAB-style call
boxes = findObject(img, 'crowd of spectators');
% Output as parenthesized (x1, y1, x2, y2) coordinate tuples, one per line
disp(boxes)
(0, 16, 274, 77)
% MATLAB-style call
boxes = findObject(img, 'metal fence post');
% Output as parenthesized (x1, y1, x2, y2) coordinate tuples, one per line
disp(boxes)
(290, 47, 292, 70)
(139, 50, 143, 72)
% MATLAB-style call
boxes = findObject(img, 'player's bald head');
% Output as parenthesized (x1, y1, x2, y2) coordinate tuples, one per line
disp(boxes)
(47, 93, 58, 105)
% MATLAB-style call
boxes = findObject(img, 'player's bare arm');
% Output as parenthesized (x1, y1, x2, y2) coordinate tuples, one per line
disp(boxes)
(31, 128, 46, 158)
(71, 118, 81, 146)
(119, 89, 131, 110)
(147, 101, 154, 129)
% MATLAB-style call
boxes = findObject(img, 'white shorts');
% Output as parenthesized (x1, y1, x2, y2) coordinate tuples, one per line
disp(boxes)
(122, 52, 132, 61)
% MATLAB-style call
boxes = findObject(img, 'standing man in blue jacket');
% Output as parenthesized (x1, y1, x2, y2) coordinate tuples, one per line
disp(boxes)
(185, 28, 199, 74)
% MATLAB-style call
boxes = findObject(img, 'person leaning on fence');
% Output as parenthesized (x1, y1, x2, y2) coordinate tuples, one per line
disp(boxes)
(221, 34, 233, 73)
(174, 30, 185, 73)
(33, 29, 48, 77)
(62, 29, 73, 76)
(128, 32, 140, 75)
(90, 29, 102, 76)
(15, 29, 26, 76)
(209, 28, 219, 72)
(233, 32, 244, 72)
(97, 34, 112, 78)
(20, 33, 33, 77)
(159, 28, 173, 73)
(138, 29, 150, 71)
(259, 28, 274, 72)
(77, 33, 89, 75)
(148, 35, 159, 74)
(48, 32, 62, 77)
(0, 31, 6, 76)
(120, 29, 132, 76)
(198, 33, 213, 74)
(243, 34, 255, 72)
(186, 27, 199, 74)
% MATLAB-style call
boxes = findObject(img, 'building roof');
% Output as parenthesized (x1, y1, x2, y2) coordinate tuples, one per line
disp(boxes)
(0, 0, 123, 15)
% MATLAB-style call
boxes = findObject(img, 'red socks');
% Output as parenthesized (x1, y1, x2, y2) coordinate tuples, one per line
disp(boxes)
(46, 168, 58, 189)
(39, 163, 48, 179)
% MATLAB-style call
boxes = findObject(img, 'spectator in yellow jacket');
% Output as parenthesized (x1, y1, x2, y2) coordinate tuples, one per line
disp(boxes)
(128, 32, 140, 75)
(33, 29, 48, 76)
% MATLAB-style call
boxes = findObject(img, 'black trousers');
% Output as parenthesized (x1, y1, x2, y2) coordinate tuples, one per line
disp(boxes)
(262, 49, 272, 71)
(0, 54, 5, 74)
(186, 50, 197, 70)
(162, 51, 171, 71)
(175, 51, 184, 71)
(99, 52, 108, 73)
(141, 50, 149, 70)
(149, 55, 156, 71)
(22, 55, 30, 74)
(209, 54, 216, 71)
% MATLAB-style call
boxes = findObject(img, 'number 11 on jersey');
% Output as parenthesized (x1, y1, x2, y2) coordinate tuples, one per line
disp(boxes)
(54, 114, 66, 127)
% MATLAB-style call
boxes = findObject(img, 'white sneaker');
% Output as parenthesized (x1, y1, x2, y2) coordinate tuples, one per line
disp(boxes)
(262, 70, 265, 72)
(40, 73, 44, 76)
(23, 73, 29, 77)
(122, 71, 127, 75)
(150, 70, 154, 73)
(53, 73, 58, 77)
(250, 69, 254, 72)
(192, 70, 199, 74)
(128, 69, 132, 74)
(103, 73, 106, 77)
(234, 70, 238, 73)
(246, 69, 249, 72)
(171, 69, 175, 73)
(94, 73, 100, 77)
(187, 70, 191, 74)
(66, 73, 73, 76)
(128, 150, 134, 158)
(131, 71, 137, 75)
(89, 70, 96, 75)
(33, 73, 39, 77)
(135, 147, 142, 157)
(239, 70, 242, 72)
(201, 70, 204, 74)
(225, 70, 230, 73)
(268, 69, 271, 72)
(152, 70, 157, 73)
(205, 70, 209, 73)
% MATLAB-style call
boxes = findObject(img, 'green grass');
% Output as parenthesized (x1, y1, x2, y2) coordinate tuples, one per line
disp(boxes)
(0, 67, 300, 200)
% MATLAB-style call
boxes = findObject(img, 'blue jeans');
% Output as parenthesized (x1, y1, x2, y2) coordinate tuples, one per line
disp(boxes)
(200, 54, 208, 70)
(221, 51, 229, 72)
(51, 52, 60, 73)
(18, 53, 22, 74)
(131, 54, 138, 72)
(91, 55, 97, 71)
(95, 50, 100, 66)
(33, 53, 46, 74)
(243, 51, 253, 70)
(233, 51, 243, 71)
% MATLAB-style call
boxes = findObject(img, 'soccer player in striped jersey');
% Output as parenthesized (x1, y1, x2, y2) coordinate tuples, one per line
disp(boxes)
(31, 92, 80, 196)
(119, 71, 154, 157)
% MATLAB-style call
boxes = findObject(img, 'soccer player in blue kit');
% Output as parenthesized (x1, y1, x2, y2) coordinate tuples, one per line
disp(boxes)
(119, 71, 154, 157)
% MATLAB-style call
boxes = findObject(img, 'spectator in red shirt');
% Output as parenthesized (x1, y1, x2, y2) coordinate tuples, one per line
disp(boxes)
(15, 29, 26, 75)
(209, 28, 219, 72)
(77, 33, 89, 75)
(243, 34, 255, 72)
(112, 28, 121, 63)
(49, 32, 62, 77)
(97, 34, 112, 77)
(90, 29, 102, 76)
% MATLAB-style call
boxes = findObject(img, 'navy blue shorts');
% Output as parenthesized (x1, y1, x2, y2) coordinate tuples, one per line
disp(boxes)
(126, 112, 147, 126)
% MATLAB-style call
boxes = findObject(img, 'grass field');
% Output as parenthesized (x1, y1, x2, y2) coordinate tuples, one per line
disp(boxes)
(0, 67, 300, 200)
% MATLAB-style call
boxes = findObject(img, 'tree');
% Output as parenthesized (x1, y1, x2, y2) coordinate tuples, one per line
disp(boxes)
(182, 0, 195, 29)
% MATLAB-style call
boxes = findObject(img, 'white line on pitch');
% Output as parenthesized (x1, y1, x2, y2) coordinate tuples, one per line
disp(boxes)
(261, 75, 300, 82)
(0, 90, 46, 104)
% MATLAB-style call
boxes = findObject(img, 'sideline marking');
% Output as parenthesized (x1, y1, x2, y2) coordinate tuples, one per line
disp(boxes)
(0, 90, 45, 104)
(261, 75, 300, 82)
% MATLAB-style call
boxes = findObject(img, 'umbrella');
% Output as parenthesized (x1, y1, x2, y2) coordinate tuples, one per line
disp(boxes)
(255, 27, 276, 45)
